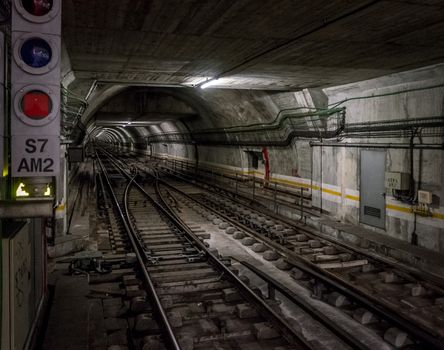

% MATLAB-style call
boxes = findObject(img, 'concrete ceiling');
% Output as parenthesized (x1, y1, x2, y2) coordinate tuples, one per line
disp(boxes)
(63, 0, 444, 91)
(93, 112, 197, 127)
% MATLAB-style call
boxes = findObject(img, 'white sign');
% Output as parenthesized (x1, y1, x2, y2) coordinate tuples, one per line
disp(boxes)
(12, 136, 59, 177)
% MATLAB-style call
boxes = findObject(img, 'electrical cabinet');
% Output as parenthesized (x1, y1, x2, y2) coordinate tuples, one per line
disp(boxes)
(385, 172, 410, 190)
(418, 190, 433, 204)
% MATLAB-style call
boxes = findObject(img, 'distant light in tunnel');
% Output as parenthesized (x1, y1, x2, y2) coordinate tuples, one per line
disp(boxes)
(200, 78, 219, 89)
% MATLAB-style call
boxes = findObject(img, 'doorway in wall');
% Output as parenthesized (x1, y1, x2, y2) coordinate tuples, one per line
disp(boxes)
(246, 151, 263, 174)
(360, 149, 386, 229)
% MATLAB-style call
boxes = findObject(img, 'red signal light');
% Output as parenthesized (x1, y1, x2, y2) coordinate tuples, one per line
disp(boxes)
(21, 91, 52, 119)
(21, 0, 53, 16)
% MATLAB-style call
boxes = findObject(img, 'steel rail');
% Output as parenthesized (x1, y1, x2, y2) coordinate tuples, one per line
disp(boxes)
(157, 175, 444, 350)
(231, 257, 373, 350)
(106, 148, 444, 289)
(155, 164, 444, 288)
(99, 148, 312, 349)
(96, 153, 182, 350)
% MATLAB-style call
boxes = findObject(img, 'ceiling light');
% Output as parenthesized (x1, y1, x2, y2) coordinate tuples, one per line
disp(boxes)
(200, 78, 219, 89)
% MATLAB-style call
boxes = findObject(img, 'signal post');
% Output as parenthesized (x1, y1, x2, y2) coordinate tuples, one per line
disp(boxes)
(0, 0, 61, 217)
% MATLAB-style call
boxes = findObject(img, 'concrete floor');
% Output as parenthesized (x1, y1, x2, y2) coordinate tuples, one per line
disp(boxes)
(42, 270, 92, 350)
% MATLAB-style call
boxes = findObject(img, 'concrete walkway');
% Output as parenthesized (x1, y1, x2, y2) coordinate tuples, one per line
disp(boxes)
(42, 271, 90, 349)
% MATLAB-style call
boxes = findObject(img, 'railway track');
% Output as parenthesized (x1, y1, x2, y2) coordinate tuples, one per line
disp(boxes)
(102, 149, 444, 349)
(96, 151, 317, 350)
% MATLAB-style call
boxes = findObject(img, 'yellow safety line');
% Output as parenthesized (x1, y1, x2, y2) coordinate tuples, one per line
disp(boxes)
(345, 194, 359, 201)
(432, 212, 444, 220)
(269, 177, 311, 189)
(321, 188, 342, 197)
(386, 204, 412, 213)
(55, 204, 66, 211)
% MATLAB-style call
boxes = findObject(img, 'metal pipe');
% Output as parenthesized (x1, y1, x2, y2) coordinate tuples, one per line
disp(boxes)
(309, 141, 443, 149)
(96, 79, 186, 88)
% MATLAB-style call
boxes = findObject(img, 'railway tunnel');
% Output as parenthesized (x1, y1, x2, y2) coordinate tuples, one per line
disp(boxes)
(0, 1, 444, 349)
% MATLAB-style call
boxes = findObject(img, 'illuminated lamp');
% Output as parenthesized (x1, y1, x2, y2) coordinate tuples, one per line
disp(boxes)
(16, 183, 30, 197)
(21, 90, 52, 119)
(21, 0, 53, 16)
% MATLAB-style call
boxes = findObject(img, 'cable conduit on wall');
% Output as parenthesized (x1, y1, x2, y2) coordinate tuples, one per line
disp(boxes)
(141, 113, 444, 148)
(309, 142, 443, 150)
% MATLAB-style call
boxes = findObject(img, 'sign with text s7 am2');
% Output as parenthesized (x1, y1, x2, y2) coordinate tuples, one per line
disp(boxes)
(12, 136, 60, 176)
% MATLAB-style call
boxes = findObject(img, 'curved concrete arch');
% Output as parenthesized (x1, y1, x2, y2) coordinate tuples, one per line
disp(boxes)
(96, 130, 118, 143)
(82, 86, 250, 169)
(88, 123, 138, 144)
(115, 126, 137, 143)
(81, 84, 130, 127)
(124, 126, 150, 140)
(134, 127, 150, 137)
(83, 86, 217, 130)
(105, 128, 126, 143)
(126, 87, 219, 128)
(81, 86, 213, 149)
(91, 127, 125, 143)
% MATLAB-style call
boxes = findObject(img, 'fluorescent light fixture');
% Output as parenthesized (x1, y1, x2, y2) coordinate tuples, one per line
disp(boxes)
(200, 78, 219, 89)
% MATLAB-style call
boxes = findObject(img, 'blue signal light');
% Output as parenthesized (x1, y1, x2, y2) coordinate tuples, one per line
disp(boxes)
(20, 38, 52, 68)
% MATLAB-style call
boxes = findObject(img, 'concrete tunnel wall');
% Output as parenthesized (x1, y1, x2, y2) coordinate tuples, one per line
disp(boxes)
(321, 64, 444, 252)
(85, 64, 444, 253)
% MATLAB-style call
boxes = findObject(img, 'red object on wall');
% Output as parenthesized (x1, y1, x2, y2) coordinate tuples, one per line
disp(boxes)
(262, 147, 270, 187)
